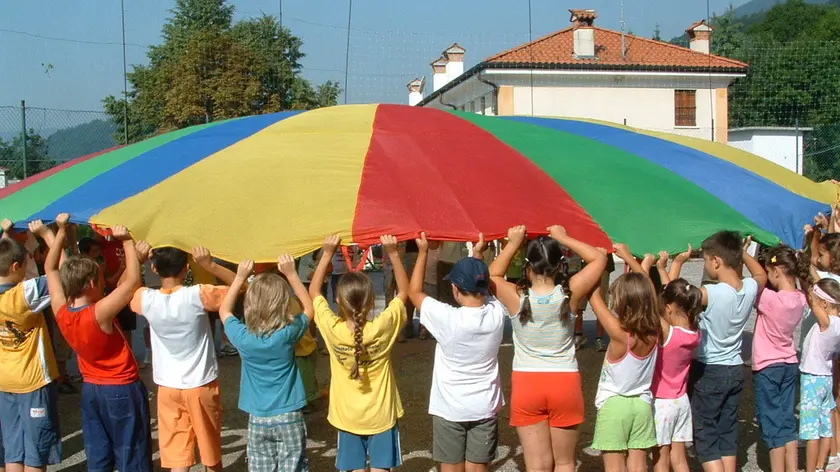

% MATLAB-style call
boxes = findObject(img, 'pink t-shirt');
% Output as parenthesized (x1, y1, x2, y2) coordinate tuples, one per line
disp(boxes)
(752, 288, 806, 372)
(651, 326, 701, 399)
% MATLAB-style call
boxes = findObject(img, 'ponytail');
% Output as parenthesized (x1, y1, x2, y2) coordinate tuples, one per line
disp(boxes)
(335, 272, 375, 383)
(518, 237, 569, 325)
(516, 276, 533, 325)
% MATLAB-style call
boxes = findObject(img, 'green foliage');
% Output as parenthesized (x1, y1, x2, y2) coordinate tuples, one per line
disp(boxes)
(0, 130, 55, 180)
(103, 0, 340, 142)
(46, 120, 117, 161)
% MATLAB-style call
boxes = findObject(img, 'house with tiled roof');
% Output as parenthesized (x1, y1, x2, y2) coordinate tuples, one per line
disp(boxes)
(407, 10, 748, 142)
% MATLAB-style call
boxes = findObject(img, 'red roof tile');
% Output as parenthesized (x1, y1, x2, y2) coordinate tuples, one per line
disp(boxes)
(485, 26, 747, 71)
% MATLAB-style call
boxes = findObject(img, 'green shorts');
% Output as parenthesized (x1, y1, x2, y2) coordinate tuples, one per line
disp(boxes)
(295, 352, 320, 403)
(592, 395, 657, 451)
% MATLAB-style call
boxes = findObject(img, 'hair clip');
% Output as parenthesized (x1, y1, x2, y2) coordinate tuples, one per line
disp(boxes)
(770, 255, 777, 264)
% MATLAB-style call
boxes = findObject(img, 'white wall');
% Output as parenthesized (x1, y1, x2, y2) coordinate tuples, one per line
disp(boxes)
(728, 130, 805, 174)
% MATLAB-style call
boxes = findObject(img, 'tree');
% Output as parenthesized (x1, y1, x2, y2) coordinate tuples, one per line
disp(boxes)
(652, 23, 662, 41)
(103, 0, 339, 143)
(710, 5, 744, 58)
(0, 131, 54, 180)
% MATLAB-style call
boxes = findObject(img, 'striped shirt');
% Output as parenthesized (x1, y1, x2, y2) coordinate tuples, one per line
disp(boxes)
(512, 286, 577, 372)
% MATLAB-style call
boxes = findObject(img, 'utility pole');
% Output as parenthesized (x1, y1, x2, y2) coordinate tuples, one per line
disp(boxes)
(344, 0, 353, 104)
(620, 0, 626, 59)
(121, 0, 129, 145)
(20, 100, 27, 179)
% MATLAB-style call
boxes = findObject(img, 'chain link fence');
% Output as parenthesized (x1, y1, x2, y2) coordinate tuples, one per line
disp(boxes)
(0, 104, 117, 184)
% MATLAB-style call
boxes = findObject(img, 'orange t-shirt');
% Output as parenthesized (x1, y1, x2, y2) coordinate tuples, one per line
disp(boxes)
(56, 304, 139, 385)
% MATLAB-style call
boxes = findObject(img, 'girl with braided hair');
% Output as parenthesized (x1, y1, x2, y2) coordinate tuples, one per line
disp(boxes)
(310, 235, 409, 472)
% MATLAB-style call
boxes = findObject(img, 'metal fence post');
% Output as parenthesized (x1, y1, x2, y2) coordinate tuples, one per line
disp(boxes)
(20, 100, 27, 179)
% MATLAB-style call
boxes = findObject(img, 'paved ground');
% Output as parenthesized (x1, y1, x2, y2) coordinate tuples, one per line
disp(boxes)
(48, 261, 792, 471)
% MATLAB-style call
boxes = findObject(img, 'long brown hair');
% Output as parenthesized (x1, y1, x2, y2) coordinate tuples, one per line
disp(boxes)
(609, 272, 660, 342)
(336, 272, 376, 381)
(515, 237, 571, 325)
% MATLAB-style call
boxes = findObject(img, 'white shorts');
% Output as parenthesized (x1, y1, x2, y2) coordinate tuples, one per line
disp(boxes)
(654, 394, 693, 445)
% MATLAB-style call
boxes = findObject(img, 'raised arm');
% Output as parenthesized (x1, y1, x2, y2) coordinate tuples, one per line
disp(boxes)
(589, 286, 627, 353)
(640, 253, 656, 276)
(669, 244, 693, 281)
(489, 226, 527, 315)
(29, 217, 67, 269)
(192, 246, 237, 286)
(409, 233, 430, 310)
(35, 218, 67, 313)
(94, 226, 141, 328)
(551, 225, 607, 311)
(742, 236, 768, 293)
(278, 254, 313, 320)
(310, 236, 339, 301)
(656, 251, 671, 285)
(381, 235, 409, 303)
(220, 260, 253, 324)
(1, 219, 13, 240)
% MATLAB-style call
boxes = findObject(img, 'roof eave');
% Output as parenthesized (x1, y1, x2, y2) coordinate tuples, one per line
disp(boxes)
(416, 61, 747, 107)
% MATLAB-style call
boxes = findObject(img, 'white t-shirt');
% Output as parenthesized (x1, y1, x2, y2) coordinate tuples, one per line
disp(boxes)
(800, 271, 840, 352)
(695, 278, 758, 365)
(800, 316, 840, 376)
(131, 285, 228, 389)
(420, 296, 507, 422)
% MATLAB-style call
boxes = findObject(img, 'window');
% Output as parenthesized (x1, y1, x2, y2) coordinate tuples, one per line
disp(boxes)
(480, 96, 486, 115)
(469, 101, 475, 113)
(675, 90, 697, 127)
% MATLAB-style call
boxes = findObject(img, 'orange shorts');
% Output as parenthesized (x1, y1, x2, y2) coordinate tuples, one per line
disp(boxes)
(510, 371, 585, 428)
(157, 380, 223, 468)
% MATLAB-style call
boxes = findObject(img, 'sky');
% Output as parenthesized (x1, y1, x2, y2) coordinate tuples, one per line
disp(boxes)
(0, 0, 746, 113)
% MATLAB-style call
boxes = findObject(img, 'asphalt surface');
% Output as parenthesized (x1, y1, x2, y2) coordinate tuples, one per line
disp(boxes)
(47, 261, 789, 471)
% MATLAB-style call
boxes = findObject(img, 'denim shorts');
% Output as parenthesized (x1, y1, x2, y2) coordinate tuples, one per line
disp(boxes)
(688, 362, 744, 464)
(81, 381, 153, 472)
(0, 383, 61, 467)
(337, 423, 402, 471)
(754, 363, 798, 449)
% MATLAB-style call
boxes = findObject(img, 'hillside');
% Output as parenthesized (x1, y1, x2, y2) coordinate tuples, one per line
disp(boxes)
(733, 0, 831, 17)
(46, 119, 117, 162)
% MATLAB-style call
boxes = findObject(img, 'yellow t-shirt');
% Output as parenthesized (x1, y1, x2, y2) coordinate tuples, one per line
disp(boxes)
(0, 278, 58, 393)
(290, 298, 317, 357)
(314, 295, 406, 435)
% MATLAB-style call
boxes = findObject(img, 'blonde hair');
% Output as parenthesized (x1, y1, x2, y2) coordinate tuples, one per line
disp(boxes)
(60, 255, 101, 302)
(244, 273, 293, 337)
(336, 272, 375, 381)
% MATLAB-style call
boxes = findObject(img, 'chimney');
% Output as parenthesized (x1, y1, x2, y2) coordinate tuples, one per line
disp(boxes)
(407, 77, 426, 106)
(570, 9, 597, 58)
(444, 43, 466, 83)
(431, 56, 448, 92)
(686, 20, 713, 54)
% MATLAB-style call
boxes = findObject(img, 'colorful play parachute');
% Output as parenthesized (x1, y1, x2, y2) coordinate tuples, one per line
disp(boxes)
(0, 104, 834, 261)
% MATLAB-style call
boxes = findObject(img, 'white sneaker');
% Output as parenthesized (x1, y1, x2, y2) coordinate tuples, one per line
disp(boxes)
(826, 456, 840, 472)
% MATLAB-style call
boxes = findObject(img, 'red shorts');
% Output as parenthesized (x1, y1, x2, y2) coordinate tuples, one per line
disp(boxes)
(510, 371, 585, 428)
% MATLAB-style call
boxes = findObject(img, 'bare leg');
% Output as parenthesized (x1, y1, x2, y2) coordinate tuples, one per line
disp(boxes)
(6, 465, 45, 472)
(602, 452, 628, 472)
(807, 439, 821, 472)
(653, 446, 670, 472)
(821, 437, 834, 470)
(701, 459, 725, 472)
(626, 449, 648, 472)
(784, 440, 798, 472)
(721, 456, 737, 472)
(769, 446, 787, 472)
(441, 463, 466, 472)
(517, 421, 554, 471)
(669, 442, 690, 472)
(206, 464, 223, 472)
(549, 426, 578, 472)
(464, 462, 490, 472)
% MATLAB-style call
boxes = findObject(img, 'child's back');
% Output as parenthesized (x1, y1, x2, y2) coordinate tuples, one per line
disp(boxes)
(697, 278, 758, 365)
(595, 334, 658, 408)
(652, 327, 700, 400)
(421, 296, 506, 421)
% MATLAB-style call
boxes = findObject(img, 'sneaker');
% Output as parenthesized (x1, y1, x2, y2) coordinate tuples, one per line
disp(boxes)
(215, 349, 227, 358)
(574, 334, 587, 350)
(595, 337, 608, 352)
(221, 343, 239, 356)
(826, 456, 840, 472)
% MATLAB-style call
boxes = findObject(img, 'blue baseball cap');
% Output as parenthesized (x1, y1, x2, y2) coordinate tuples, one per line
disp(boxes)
(444, 257, 490, 294)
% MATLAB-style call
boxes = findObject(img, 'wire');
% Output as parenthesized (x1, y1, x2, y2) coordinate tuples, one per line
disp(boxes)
(0, 27, 149, 48)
